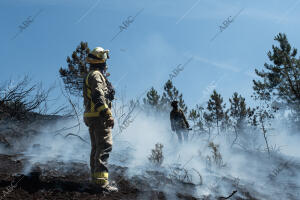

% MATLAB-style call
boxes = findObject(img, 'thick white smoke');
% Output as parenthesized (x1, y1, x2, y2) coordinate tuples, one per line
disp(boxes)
(111, 109, 300, 199)
(20, 118, 90, 174)
(11, 105, 300, 199)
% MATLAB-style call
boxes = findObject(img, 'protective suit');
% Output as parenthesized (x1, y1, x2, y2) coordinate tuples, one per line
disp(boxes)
(170, 101, 190, 143)
(83, 47, 117, 192)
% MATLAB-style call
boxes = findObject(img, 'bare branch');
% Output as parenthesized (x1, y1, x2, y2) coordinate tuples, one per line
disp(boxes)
(218, 190, 237, 199)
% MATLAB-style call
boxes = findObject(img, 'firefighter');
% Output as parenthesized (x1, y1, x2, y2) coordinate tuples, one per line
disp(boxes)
(83, 46, 117, 192)
(170, 101, 190, 143)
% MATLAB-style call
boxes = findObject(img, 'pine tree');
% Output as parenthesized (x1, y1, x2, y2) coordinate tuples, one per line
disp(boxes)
(253, 33, 300, 113)
(161, 80, 188, 113)
(228, 92, 254, 133)
(142, 80, 188, 116)
(143, 87, 160, 106)
(203, 111, 213, 135)
(189, 104, 205, 133)
(143, 87, 161, 112)
(227, 92, 255, 146)
(221, 110, 230, 132)
(254, 108, 274, 155)
(59, 42, 90, 96)
(205, 90, 226, 134)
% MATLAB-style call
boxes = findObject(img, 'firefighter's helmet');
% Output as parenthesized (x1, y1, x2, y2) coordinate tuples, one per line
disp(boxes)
(86, 47, 110, 64)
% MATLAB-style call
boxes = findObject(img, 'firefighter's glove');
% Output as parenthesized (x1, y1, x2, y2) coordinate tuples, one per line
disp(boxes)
(101, 108, 114, 128)
(106, 116, 114, 128)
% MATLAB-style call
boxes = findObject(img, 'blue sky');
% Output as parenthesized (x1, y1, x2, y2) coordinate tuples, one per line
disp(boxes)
(1, 0, 300, 110)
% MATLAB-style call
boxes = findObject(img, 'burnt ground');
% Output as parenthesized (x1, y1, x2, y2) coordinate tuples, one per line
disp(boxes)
(0, 154, 262, 200)
(0, 153, 212, 200)
(0, 154, 144, 200)
(0, 118, 176, 200)
(0, 118, 263, 200)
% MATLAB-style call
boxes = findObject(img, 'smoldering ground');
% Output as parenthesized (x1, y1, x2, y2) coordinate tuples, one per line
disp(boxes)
(114, 109, 300, 198)
(2, 107, 299, 200)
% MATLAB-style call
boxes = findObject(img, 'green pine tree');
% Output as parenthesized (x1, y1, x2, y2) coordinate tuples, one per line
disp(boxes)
(203, 111, 213, 135)
(205, 90, 226, 134)
(189, 104, 205, 133)
(143, 87, 161, 112)
(253, 33, 300, 113)
(161, 80, 188, 113)
(228, 92, 254, 133)
(59, 42, 90, 96)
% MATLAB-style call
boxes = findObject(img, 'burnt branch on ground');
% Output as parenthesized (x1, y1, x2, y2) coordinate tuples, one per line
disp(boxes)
(218, 190, 237, 199)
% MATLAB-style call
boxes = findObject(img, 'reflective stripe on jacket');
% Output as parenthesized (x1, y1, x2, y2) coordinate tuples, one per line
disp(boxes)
(83, 70, 110, 118)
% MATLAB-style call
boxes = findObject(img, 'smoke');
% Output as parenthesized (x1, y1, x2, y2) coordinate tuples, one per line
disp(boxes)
(110, 110, 300, 199)
(20, 118, 90, 174)
(10, 105, 299, 199)
(268, 121, 300, 158)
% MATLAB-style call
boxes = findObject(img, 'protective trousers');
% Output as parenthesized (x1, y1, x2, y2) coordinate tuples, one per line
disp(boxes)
(176, 129, 188, 143)
(87, 118, 112, 187)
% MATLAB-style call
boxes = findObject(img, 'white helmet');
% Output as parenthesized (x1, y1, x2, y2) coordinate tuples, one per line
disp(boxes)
(86, 47, 110, 64)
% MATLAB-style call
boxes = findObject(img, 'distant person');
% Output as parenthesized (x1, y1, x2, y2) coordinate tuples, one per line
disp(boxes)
(83, 46, 117, 192)
(170, 101, 190, 143)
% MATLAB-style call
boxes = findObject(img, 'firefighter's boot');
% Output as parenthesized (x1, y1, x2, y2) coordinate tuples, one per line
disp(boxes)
(103, 184, 118, 193)
(93, 172, 118, 193)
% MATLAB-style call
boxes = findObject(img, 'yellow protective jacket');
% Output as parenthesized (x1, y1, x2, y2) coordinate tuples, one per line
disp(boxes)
(83, 70, 111, 118)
